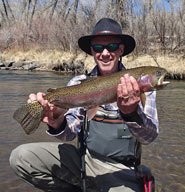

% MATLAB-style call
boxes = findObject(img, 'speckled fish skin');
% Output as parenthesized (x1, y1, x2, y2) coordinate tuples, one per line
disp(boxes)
(13, 66, 169, 134)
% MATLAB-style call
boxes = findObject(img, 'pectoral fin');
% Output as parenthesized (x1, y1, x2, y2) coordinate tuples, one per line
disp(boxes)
(140, 93, 146, 108)
(87, 106, 99, 120)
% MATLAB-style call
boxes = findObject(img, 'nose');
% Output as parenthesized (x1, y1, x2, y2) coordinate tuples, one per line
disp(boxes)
(101, 48, 110, 56)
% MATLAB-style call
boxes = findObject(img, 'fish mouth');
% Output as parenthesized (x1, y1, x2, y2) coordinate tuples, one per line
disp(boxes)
(157, 73, 170, 88)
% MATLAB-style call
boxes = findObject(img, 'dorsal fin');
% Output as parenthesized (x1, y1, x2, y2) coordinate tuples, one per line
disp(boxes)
(47, 88, 58, 93)
(80, 76, 95, 83)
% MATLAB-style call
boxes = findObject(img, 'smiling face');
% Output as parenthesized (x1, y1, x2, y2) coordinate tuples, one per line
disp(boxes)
(91, 36, 124, 76)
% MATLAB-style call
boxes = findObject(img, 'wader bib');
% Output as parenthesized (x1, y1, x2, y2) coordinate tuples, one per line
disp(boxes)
(86, 108, 141, 166)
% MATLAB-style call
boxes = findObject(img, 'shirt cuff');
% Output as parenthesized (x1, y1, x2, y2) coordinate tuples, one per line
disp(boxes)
(46, 118, 67, 136)
(119, 107, 143, 125)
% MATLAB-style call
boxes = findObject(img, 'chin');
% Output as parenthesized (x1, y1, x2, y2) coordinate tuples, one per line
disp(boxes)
(100, 68, 113, 75)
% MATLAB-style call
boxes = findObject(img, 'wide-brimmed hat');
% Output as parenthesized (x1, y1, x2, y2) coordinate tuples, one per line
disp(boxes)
(78, 18, 136, 56)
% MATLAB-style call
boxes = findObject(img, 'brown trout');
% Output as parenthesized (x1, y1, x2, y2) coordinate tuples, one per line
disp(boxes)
(13, 66, 169, 134)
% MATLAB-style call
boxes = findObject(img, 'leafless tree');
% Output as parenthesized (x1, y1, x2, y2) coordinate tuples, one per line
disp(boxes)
(1, 0, 9, 23)
(116, 0, 128, 29)
(50, 0, 58, 21)
(60, 0, 70, 20)
(0, 0, 184, 55)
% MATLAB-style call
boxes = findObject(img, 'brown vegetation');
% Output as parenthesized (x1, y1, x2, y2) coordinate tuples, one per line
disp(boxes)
(0, 0, 184, 78)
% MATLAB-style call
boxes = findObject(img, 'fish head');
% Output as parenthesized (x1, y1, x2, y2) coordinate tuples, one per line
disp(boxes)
(138, 67, 170, 92)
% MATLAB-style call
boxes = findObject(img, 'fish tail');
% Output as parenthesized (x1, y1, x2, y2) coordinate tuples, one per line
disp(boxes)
(13, 101, 44, 135)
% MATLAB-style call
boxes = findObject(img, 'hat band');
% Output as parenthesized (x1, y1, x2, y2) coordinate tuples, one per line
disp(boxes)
(95, 31, 119, 35)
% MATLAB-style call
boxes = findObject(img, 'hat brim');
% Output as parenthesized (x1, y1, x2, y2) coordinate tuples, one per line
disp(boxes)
(78, 34, 136, 56)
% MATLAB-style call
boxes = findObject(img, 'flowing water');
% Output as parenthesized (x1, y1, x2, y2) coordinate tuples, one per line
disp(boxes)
(0, 70, 184, 192)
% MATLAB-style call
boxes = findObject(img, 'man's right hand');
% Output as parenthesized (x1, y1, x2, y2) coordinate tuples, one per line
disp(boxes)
(27, 92, 67, 129)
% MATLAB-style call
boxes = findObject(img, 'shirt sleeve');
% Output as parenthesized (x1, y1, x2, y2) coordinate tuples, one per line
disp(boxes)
(124, 91, 159, 145)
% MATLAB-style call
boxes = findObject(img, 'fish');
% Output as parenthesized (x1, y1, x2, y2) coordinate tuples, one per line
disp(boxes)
(13, 66, 170, 134)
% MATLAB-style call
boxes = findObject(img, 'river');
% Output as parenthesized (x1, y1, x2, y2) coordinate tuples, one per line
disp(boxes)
(0, 70, 184, 192)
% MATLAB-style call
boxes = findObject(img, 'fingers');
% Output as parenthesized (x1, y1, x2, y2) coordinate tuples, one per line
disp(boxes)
(37, 92, 48, 108)
(117, 74, 140, 114)
(27, 92, 46, 104)
(27, 92, 51, 112)
(130, 76, 140, 95)
(27, 93, 37, 103)
(117, 77, 127, 98)
(118, 74, 140, 99)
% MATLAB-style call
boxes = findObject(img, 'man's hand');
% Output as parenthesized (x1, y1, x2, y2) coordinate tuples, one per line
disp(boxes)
(27, 92, 67, 129)
(117, 74, 140, 114)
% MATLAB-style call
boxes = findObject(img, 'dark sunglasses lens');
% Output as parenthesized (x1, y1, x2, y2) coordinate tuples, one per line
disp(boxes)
(107, 43, 119, 51)
(92, 43, 120, 52)
(92, 45, 104, 52)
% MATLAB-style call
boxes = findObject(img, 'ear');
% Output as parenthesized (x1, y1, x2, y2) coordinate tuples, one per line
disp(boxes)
(119, 44, 124, 56)
(90, 46, 94, 55)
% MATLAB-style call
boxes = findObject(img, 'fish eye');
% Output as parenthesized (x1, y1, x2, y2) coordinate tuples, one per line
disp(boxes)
(156, 71, 162, 76)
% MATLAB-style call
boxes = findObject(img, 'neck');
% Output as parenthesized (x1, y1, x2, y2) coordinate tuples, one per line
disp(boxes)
(100, 70, 117, 76)
(100, 66, 119, 76)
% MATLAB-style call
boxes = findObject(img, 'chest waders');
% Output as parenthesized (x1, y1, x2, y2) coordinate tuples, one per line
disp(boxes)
(78, 109, 155, 192)
(86, 108, 141, 166)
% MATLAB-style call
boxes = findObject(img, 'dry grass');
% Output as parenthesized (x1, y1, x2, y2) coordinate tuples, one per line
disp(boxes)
(122, 54, 185, 74)
(1, 48, 70, 64)
(0, 48, 184, 76)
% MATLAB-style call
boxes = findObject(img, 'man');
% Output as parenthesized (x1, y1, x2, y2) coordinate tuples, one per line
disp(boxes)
(10, 18, 158, 192)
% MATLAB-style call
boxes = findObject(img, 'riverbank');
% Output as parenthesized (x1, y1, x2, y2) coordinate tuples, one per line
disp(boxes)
(0, 49, 184, 79)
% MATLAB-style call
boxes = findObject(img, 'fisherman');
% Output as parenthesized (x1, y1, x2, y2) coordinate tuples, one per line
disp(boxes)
(9, 18, 158, 192)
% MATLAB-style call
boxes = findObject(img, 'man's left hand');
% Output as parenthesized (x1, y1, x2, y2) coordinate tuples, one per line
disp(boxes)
(117, 74, 140, 114)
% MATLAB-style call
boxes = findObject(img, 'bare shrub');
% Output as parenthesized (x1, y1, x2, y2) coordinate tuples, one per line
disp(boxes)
(0, 0, 184, 56)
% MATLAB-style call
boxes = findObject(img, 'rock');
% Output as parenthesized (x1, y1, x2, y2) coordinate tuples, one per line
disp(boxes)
(22, 62, 41, 71)
(73, 60, 85, 73)
(4, 61, 14, 67)
(1, 58, 85, 74)
(12, 61, 25, 68)
(52, 62, 65, 71)
(0, 63, 5, 67)
(52, 60, 75, 72)
(63, 59, 74, 72)
(0, 67, 9, 70)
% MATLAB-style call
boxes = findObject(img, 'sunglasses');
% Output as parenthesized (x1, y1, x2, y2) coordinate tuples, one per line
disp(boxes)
(91, 43, 122, 53)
